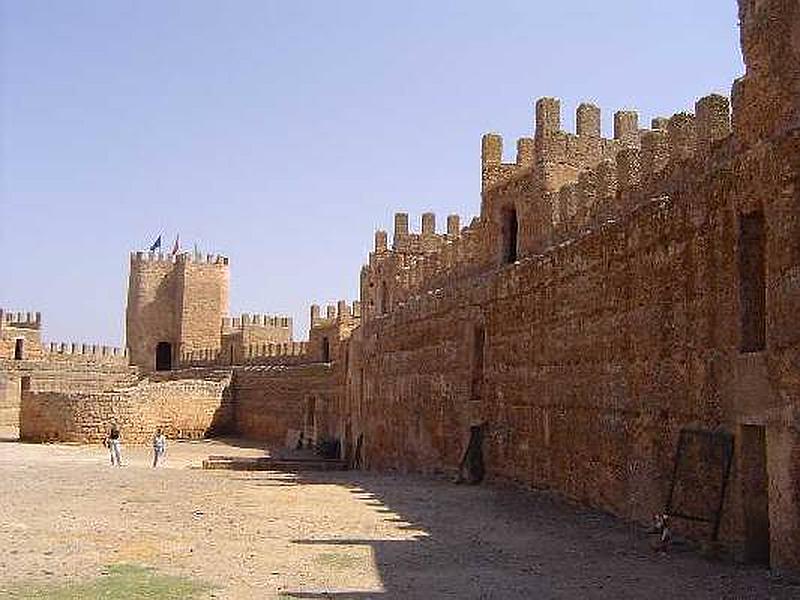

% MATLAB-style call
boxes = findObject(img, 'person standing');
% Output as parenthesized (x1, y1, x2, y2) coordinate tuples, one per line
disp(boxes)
(106, 424, 122, 467)
(152, 428, 166, 468)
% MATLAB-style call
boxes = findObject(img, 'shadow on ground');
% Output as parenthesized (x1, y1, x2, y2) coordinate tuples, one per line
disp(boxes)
(240, 466, 798, 600)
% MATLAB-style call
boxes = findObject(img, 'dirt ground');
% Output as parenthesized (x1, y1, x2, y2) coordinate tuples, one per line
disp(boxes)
(0, 438, 797, 599)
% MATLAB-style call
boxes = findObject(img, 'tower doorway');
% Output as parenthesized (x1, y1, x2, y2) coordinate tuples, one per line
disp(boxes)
(14, 339, 23, 360)
(155, 342, 172, 371)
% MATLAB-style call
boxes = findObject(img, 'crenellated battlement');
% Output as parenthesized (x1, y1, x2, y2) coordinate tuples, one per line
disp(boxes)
(179, 341, 309, 367)
(310, 300, 361, 328)
(548, 94, 730, 241)
(361, 92, 733, 323)
(480, 96, 683, 197)
(0, 309, 42, 329)
(129, 251, 229, 266)
(44, 342, 128, 363)
(389, 212, 463, 254)
(221, 313, 292, 332)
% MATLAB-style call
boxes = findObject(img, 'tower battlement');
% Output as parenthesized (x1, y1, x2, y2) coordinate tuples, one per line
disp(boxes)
(0, 309, 42, 329)
(222, 313, 292, 332)
(126, 248, 230, 371)
(480, 96, 679, 198)
(130, 251, 229, 266)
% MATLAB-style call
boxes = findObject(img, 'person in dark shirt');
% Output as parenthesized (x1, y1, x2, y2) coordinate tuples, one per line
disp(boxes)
(105, 424, 122, 467)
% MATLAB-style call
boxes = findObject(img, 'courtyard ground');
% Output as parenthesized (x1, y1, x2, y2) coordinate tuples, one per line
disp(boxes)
(0, 439, 797, 599)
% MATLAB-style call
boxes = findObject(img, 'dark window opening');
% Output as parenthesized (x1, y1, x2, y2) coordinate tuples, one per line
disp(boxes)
(155, 341, 172, 371)
(21, 376, 31, 391)
(738, 211, 766, 352)
(380, 281, 389, 314)
(502, 206, 519, 264)
(471, 324, 486, 400)
(321, 337, 330, 363)
(13, 339, 23, 360)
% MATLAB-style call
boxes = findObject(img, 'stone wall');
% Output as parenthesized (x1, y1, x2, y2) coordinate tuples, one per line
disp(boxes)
(336, 0, 800, 567)
(342, 104, 800, 569)
(126, 252, 229, 371)
(19, 368, 234, 443)
(0, 372, 21, 434)
(233, 363, 341, 448)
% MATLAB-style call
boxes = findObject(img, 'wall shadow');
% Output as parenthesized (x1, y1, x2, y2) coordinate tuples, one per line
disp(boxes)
(234, 469, 797, 600)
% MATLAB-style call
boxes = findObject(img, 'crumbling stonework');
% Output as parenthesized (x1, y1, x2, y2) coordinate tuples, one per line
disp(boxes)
(1, 0, 798, 574)
(233, 363, 340, 448)
(20, 369, 234, 443)
(336, 0, 800, 571)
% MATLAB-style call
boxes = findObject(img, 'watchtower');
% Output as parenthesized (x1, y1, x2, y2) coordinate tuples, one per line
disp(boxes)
(125, 252, 230, 371)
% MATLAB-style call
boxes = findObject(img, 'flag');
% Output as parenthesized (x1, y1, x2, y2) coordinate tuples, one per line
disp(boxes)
(171, 234, 180, 255)
(149, 235, 162, 252)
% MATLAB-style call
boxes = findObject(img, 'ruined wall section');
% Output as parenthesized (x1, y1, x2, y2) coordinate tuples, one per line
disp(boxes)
(19, 368, 234, 443)
(233, 363, 341, 448)
(351, 82, 800, 567)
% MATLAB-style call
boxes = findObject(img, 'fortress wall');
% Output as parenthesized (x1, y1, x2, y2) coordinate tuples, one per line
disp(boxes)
(352, 126, 800, 565)
(19, 369, 233, 443)
(0, 358, 138, 393)
(0, 373, 21, 434)
(177, 256, 229, 356)
(126, 253, 181, 369)
(0, 310, 44, 360)
(233, 363, 341, 448)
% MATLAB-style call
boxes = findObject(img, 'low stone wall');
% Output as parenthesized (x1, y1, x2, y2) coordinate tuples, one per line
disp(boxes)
(0, 358, 138, 393)
(20, 369, 234, 443)
(0, 373, 21, 434)
(233, 363, 340, 448)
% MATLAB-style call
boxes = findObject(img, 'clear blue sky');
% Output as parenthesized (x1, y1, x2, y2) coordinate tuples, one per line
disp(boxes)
(0, 0, 742, 345)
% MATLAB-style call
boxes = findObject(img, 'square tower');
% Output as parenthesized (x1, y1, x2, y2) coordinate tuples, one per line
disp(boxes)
(125, 252, 229, 371)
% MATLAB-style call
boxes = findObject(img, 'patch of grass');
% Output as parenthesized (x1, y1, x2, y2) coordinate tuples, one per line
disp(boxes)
(3, 563, 209, 599)
(312, 551, 362, 571)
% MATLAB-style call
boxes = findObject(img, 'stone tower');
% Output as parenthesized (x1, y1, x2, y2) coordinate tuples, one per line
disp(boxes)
(125, 252, 230, 371)
(733, 0, 800, 145)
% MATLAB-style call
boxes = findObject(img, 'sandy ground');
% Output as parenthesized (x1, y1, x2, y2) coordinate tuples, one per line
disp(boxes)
(0, 438, 797, 599)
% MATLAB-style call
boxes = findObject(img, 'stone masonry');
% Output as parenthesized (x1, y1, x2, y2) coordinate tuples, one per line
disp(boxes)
(1, 0, 798, 574)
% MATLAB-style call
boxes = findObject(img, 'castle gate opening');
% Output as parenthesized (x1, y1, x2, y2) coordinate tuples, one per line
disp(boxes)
(155, 341, 173, 371)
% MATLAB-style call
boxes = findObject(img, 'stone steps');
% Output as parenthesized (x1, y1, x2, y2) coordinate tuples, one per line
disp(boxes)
(202, 454, 348, 472)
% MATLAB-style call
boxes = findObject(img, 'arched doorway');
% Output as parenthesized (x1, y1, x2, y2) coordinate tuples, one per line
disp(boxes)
(13, 339, 24, 360)
(155, 342, 172, 371)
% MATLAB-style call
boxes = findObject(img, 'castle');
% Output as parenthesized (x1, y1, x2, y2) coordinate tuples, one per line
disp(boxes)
(1, 0, 798, 573)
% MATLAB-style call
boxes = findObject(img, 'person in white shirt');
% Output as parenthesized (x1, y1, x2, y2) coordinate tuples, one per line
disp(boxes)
(152, 428, 167, 468)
